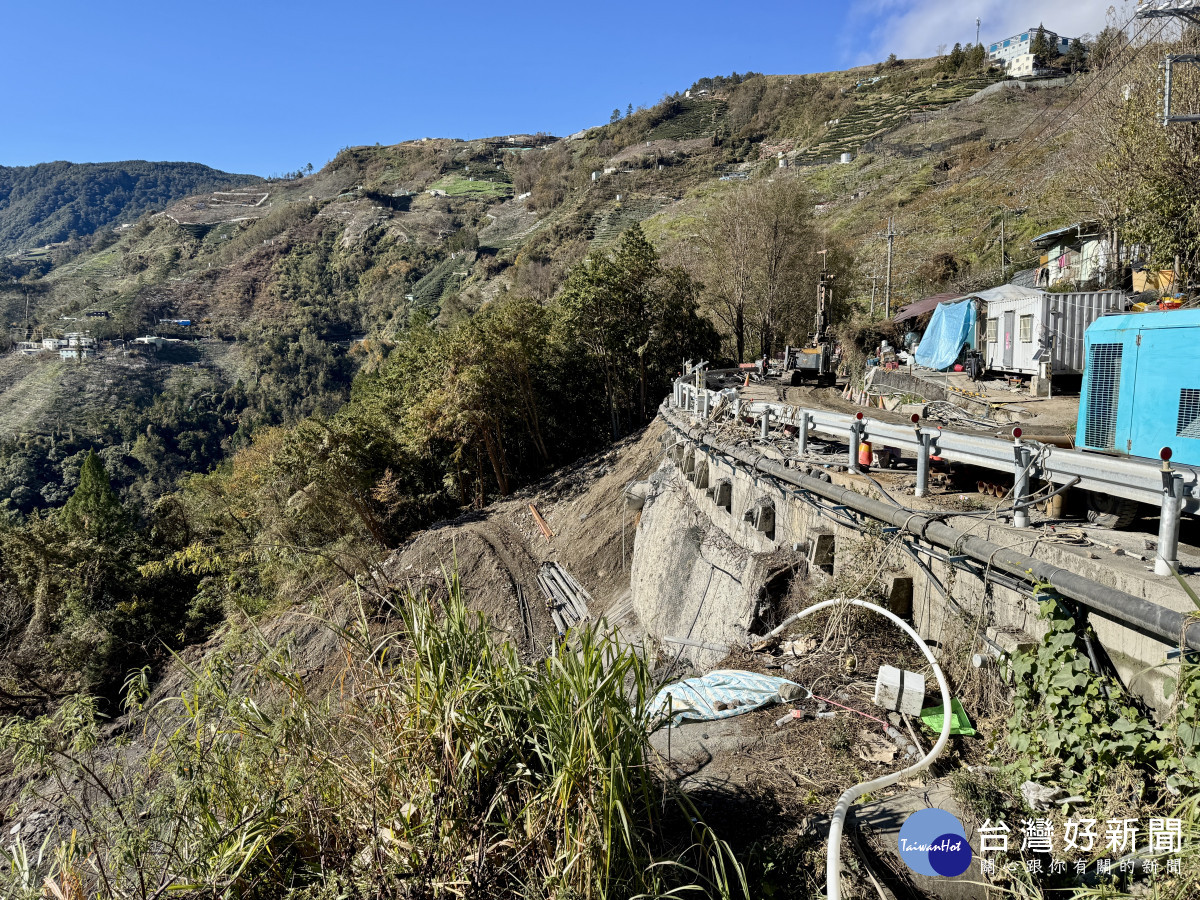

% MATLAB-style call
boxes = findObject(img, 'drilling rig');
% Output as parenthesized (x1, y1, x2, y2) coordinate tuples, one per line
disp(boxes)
(781, 252, 837, 386)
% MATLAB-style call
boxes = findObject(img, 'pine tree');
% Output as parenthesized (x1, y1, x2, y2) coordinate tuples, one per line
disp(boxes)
(949, 42, 965, 70)
(1065, 38, 1087, 72)
(1031, 25, 1053, 65)
(60, 450, 125, 539)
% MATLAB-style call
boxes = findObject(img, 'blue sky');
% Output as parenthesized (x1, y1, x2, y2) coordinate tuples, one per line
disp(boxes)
(1, 0, 1114, 176)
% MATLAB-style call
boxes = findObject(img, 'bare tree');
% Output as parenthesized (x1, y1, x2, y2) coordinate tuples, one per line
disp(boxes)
(694, 177, 817, 361)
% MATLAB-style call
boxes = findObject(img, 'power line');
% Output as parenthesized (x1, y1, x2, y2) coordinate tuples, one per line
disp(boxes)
(971, 15, 1168, 199)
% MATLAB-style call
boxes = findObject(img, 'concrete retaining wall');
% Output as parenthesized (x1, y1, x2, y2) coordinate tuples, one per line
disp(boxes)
(631, 424, 1183, 712)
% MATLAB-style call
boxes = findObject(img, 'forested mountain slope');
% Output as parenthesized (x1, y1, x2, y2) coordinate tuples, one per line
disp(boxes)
(0, 160, 260, 255)
(0, 57, 1101, 522)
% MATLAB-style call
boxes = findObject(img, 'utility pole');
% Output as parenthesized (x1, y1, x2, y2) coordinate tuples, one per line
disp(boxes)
(976, 17, 981, 47)
(881, 217, 898, 319)
(1000, 209, 1006, 281)
(869, 274, 880, 316)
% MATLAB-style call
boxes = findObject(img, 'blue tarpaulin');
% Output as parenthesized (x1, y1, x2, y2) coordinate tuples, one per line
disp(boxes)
(915, 299, 976, 370)
(649, 670, 800, 725)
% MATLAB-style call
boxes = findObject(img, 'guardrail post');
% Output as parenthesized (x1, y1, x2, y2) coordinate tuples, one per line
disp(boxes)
(849, 413, 864, 474)
(914, 417, 930, 498)
(760, 408, 771, 440)
(1156, 465, 1184, 577)
(1013, 431, 1031, 528)
(798, 411, 810, 457)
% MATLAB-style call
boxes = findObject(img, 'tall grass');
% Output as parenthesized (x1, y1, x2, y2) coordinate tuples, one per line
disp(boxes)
(1, 575, 746, 899)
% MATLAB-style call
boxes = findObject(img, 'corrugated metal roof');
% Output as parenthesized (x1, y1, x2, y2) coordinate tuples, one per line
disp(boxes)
(892, 292, 964, 323)
(967, 284, 1044, 303)
(1031, 222, 1100, 247)
(1009, 267, 1039, 289)
(1137, 1, 1200, 18)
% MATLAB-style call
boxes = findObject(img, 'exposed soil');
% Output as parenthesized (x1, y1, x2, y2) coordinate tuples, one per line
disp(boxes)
(378, 418, 668, 651)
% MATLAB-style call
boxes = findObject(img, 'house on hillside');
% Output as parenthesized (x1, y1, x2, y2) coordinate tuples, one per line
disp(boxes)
(1008, 54, 1049, 78)
(1032, 223, 1111, 289)
(988, 27, 1073, 68)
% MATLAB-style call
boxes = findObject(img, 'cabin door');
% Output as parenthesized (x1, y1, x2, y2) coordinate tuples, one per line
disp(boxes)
(1002, 311, 1016, 369)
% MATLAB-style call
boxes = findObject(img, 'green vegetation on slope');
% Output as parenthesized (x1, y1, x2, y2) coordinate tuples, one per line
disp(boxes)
(0, 160, 261, 254)
(2, 583, 747, 899)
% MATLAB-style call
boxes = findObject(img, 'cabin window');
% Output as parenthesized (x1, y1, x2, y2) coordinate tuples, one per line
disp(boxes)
(1020, 315, 1034, 342)
(986, 318, 998, 343)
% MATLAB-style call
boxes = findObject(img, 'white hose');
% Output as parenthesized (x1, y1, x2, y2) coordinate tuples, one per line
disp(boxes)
(763, 599, 953, 900)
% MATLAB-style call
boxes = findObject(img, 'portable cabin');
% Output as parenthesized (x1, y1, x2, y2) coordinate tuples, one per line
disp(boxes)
(980, 288, 1127, 376)
(1077, 308, 1200, 465)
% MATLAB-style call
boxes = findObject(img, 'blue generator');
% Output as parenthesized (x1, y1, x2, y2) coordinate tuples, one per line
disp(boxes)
(1077, 309, 1200, 465)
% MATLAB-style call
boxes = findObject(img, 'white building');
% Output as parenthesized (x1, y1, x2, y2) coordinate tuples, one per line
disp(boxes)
(988, 27, 1072, 67)
(1008, 54, 1046, 78)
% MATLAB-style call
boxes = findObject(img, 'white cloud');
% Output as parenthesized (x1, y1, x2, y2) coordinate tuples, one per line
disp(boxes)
(847, 0, 1129, 63)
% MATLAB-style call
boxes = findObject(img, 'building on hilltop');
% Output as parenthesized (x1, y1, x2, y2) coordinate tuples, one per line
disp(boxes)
(1008, 54, 1045, 78)
(987, 27, 1073, 68)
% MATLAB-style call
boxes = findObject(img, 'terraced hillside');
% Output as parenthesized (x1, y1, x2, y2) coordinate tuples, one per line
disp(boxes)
(792, 73, 1001, 164)
(0, 161, 260, 254)
(0, 55, 1094, 515)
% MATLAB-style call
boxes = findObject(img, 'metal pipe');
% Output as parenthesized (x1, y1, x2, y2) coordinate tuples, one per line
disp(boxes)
(1165, 55, 1175, 127)
(915, 431, 930, 498)
(663, 406, 1200, 651)
(760, 408, 770, 440)
(799, 411, 811, 456)
(1081, 629, 1112, 699)
(848, 420, 862, 474)
(1156, 472, 1185, 577)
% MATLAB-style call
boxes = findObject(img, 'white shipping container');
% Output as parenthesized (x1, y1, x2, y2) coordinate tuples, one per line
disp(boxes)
(980, 288, 1128, 376)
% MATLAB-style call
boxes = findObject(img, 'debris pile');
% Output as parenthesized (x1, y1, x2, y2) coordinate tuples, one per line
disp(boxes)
(537, 562, 592, 635)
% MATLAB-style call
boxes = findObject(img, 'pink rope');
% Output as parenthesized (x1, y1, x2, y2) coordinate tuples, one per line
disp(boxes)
(812, 693, 890, 732)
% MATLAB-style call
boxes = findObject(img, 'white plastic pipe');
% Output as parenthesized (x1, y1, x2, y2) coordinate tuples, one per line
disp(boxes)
(763, 599, 953, 900)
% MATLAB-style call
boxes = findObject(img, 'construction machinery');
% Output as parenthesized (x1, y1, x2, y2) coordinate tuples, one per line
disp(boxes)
(782, 253, 837, 386)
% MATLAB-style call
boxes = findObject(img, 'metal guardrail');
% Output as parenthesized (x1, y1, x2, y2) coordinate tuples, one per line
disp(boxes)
(670, 372, 1198, 576)
(662, 404, 1200, 648)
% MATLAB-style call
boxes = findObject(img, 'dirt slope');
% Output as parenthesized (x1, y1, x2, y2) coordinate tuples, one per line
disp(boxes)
(379, 419, 667, 650)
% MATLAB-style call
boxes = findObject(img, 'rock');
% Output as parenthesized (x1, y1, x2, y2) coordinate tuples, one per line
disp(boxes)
(778, 683, 806, 702)
(750, 635, 781, 652)
(858, 730, 898, 764)
(1020, 780, 1063, 810)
